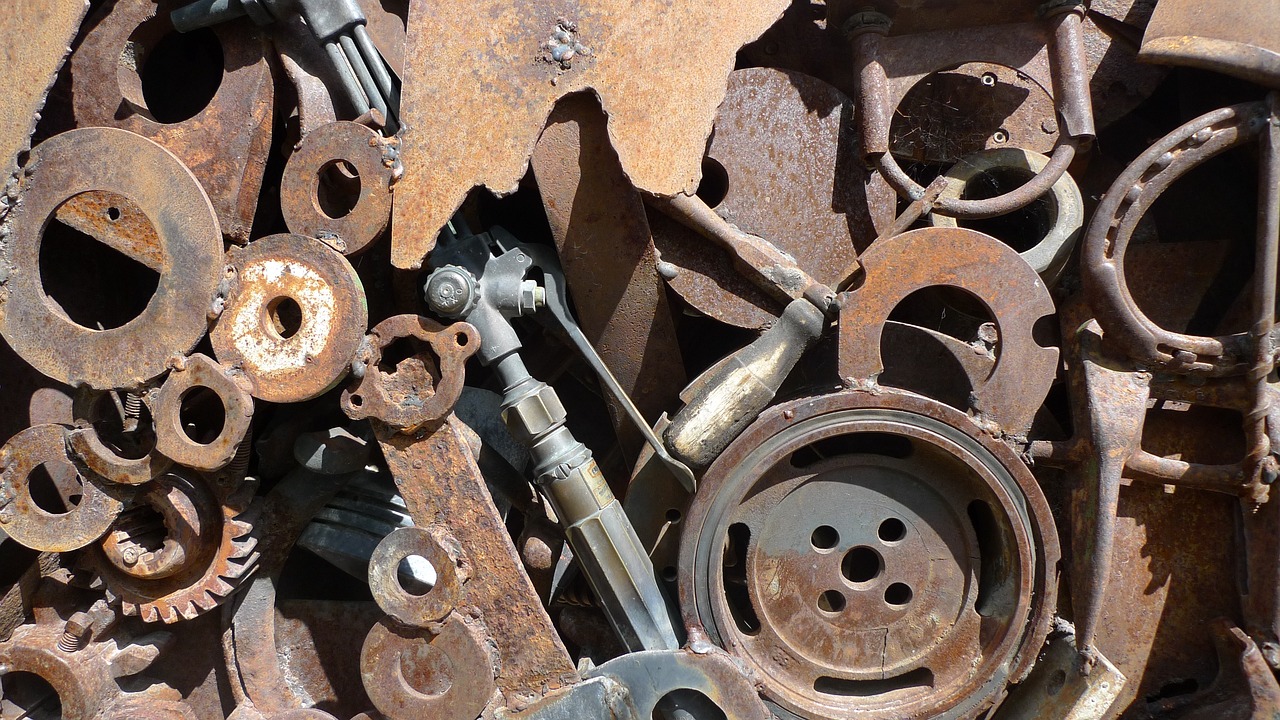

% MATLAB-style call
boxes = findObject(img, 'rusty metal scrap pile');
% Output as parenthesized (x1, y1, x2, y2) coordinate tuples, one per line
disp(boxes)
(1, 0, 1279, 718)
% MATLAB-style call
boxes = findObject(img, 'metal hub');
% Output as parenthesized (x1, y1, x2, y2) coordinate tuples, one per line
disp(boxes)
(679, 390, 1059, 720)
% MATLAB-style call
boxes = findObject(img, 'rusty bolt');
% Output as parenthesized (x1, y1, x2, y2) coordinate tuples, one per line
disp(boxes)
(977, 322, 999, 346)
(58, 612, 92, 652)
(121, 546, 139, 566)
(1041, 118, 1058, 134)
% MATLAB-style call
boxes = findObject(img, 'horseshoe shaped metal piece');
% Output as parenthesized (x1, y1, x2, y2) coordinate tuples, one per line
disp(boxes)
(0, 128, 223, 390)
(1082, 100, 1272, 376)
(341, 315, 479, 433)
(359, 615, 496, 720)
(67, 425, 173, 487)
(838, 226, 1058, 434)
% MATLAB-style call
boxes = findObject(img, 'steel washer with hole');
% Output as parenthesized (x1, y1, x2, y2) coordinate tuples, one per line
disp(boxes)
(211, 233, 369, 404)
(678, 388, 1059, 720)
(280, 121, 395, 256)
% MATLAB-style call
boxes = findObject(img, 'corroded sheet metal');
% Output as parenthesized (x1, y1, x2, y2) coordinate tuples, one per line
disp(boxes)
(652, 66, 894, 329)
(0, 0, 87, 184)
(531, 94, 686, 449)
(70, 0, 275, 243)
(390, 0, 791, 268)
(1140, 0, 1280, 87)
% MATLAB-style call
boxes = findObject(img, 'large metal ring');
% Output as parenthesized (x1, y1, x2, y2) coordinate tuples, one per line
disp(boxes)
(0, 128, 223, 389)
(153, 354, 254, 471)
(368, 526, 462, 628)
(678, 389, 1059, 720)
(281, 121, 395, 255)
(211, 233, 368, 403)
(1081, 100, 1271, 375)
(0, 424, 124, 552)
(839, 226, 1058, 434)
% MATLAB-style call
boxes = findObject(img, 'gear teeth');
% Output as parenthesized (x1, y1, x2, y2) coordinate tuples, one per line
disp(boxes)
(88, 493, 265, 624)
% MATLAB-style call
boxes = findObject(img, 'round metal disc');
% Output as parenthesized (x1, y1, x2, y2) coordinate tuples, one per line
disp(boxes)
(211, 233, 368, 403)
(678, 389, 1059, 720)
(0, 127, 222, 389)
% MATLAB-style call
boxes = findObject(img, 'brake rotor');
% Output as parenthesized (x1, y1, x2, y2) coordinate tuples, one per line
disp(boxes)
(678, 389, 1058, 720)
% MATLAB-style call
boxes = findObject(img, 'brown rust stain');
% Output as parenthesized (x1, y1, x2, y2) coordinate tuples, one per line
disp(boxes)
(0, 0, 87, 183)
(390, 0, 792, 268)
(69, 0, 274, 243)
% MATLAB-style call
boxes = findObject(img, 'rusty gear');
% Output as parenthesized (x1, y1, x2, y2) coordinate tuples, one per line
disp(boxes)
(82, 471, 262, 623)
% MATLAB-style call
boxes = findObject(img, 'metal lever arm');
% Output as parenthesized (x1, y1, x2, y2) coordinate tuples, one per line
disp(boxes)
(513, 241, 697, 493)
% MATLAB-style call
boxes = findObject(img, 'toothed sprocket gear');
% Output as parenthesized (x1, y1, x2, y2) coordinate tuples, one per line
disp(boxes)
(81, 470, 262, 623)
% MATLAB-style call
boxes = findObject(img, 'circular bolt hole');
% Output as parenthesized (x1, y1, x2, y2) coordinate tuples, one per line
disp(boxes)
(316, 159, 362, 219)
(841, 546, 882, 583)
(695, 156, 729, 208)
(878, 518, 907, 543)
(981, 72, 997, 86)
(884, 582, 913, 606)
(665, 508, 683, 524)
(811, 525, 839, 551)
(264, 296, 304, 340)
(178, 386, 226, 445)
(817, 590, 846, 613)
(350, 394, 363, 407)
(992, 129, 1009, 144)
(107, 206, 121, 221)
(396, 554, 437, 596)
(28, 462, 82, 515)
(661, 565, 678, 582)
(1047, 668, 1067, 696)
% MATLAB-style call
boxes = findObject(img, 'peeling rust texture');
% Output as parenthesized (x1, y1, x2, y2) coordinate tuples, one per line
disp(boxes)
(0, 0, 87, 183)
(70, 0, 275, 243)
(531, 94, 686, 454)
(1139, 0, 1280, 88)
(390, 0, 791, 268)
(374, 419, 579, 705)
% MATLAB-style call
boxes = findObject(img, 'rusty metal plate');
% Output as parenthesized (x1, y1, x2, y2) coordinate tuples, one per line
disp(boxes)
(389, 0, 791, 268)
(375, 419, 579, 709)
(839, 226, 1059, 434)
(70, 0, 275, 243)
(652, 66, 894, 329)
(1140, 0, 1280, 88)
(531, 94, 686, 450)
(0, 127, 223, 390)
(211, 233, 369, 404)
(0, 0, 87, 184)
